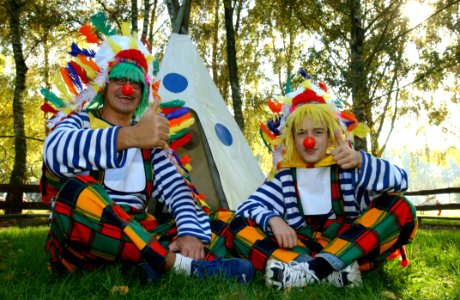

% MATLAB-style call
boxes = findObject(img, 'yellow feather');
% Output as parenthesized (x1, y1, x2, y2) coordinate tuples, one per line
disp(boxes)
(170, 118, 195, 134)
(277, 96, 291, 104)
(323, 94, 332, 100)
(301, 80, 313, 89)
(90, 82, 103, 93)
(74, 57, 97, 80)
(272, 137, 283, 146)
(62, 107, 73, 114)
(53, 71, 72, 100)
(352, 123, 371, 138)
(146, 54, 154, 64)
(129, 36, 137, 49)
(105, 37, 122, 55)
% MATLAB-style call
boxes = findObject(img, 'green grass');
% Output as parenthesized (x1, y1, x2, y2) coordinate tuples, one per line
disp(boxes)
(0, 226, 458, 300)
(418, 217, 460, 228)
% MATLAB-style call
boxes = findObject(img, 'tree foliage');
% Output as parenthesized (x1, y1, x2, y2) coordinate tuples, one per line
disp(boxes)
(0, 0, 458, 189)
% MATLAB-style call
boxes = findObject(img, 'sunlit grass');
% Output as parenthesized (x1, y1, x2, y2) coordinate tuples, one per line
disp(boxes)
(0, 226, 458, 300)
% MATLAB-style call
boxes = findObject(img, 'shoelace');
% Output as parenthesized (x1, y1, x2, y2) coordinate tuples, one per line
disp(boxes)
(323, 262, 362, 287)
(324, 269, 345, 287)
(285, 261, 319, 286)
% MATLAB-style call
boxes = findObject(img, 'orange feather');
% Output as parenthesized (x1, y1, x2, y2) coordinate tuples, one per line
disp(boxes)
(79, 24, 99, 44)
(259, 121, 276, 140)
(169, 113, 192, 127)
(60, 67, 78, 96)
(267, 98, 282, 113)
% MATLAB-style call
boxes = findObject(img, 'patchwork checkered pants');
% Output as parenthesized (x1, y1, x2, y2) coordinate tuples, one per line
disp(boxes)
(45, 175, 232, 273)
(226, 194, 418, 272)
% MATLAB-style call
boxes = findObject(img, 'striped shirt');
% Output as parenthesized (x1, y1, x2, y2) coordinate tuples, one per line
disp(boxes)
(235, 152, 408, 233)
(43, 110, 211, 243)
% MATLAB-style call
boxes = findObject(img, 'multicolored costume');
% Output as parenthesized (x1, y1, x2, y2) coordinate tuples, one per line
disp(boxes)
(43, 109, 232, 272)
(226, 73, 418, 273)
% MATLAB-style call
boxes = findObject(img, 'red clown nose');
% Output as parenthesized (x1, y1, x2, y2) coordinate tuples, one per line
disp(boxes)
(121, 83, 134, 96)
(303, 136, 316, 149)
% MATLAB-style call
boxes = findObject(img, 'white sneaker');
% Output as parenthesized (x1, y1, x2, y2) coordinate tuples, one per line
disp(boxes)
(323, 261, 362, 287)
(265, 259, 319, 290)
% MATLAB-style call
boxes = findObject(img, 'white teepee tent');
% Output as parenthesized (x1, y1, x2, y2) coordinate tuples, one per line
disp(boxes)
(157, 33, 264, 210)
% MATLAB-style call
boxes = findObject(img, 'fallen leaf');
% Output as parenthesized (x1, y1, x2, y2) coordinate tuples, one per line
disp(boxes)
(111, 285, 129, 295)
(382, 290, 397, 299)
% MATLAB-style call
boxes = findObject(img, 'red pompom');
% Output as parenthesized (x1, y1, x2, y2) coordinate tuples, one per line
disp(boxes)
(170, 132, 193, 150)
(400, 259, 409, 267)
(292, 89, 326, 107)
(179, 155, 192, 165)
(115, 49, 148, 73)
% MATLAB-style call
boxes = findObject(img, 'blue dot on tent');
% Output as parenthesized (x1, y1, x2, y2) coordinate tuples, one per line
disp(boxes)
(163, 73, 188, 93)
(215, 123, 233, 146)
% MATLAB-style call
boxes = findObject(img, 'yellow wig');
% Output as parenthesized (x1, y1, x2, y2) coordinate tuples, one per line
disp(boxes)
(282, 104, 341, 165)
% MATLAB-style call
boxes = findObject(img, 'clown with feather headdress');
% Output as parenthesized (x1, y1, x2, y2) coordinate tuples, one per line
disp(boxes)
(41, 12, 254, 284)
(227, 70, 418, 290)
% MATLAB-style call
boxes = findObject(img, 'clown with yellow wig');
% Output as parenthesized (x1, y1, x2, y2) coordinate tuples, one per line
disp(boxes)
(227, 70, 418, 289)
(41, 12, 254, 284)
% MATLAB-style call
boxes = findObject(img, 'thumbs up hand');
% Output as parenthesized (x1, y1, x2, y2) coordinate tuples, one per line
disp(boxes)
(330, 129, 362, 169)
(117, 98, 170, 150)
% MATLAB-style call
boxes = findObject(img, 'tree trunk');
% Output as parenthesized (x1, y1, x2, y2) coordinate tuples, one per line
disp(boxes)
(131, 0, 138, 34)
(148, 0, 158, 49)
(223, 0, 245, 131)
(141, 0, 150, 40)
(6, 0, 28, 214)
(43, 33, 50, 136)
(211, 0, 220, 80)
(286, 30, 294, 85)
(348, 0, 370, 151)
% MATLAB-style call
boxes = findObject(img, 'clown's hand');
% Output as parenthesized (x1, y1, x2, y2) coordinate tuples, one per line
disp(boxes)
(135, 99, 170, 148)
(331, 129, 362, 170)
(118, 98, 170, 150)
(169, 235, 205, 260)
(268, 216, 297, 249)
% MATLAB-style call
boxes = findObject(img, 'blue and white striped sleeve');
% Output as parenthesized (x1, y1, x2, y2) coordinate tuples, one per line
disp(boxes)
(235, 171, 286, 232)
(356, 151, 408, 193)
(151, 149, 211, 243)
(43, 112, 125, 178)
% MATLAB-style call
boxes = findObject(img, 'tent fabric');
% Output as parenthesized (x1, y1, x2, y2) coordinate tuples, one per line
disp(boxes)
(177, 109, 228, 210)
(157, 33, 265, 210)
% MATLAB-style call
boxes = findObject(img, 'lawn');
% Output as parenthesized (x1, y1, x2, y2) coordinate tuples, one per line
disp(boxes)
(0, 223, 458, 300)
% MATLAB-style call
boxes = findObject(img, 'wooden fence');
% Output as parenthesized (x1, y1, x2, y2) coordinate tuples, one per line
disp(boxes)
(405, 187, 460, 222)
(1, 184, 459, 220)
(0, 184, 48, 219)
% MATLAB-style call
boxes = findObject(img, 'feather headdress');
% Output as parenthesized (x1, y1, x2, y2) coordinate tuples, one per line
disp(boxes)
(40, 12, 160, 129)
(260, 69, 370, 177)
